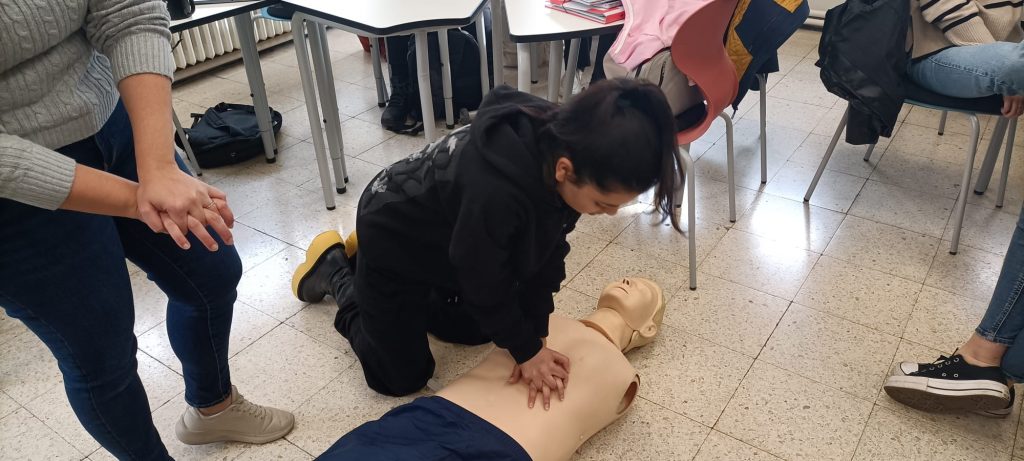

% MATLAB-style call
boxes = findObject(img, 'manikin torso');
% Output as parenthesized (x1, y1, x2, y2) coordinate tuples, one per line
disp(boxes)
(438, 314, 638, 461)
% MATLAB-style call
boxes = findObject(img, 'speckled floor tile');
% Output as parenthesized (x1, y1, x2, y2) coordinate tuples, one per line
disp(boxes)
(700, 229, 819, 300)
(630, 324, 753, 426)
(574, 397, 710, 461)
(795, 256, 922, 336)
(715, 360, 873, 461)
(903, 286, 990, 353)
(854, 406, 1010, 461)
(926, 243, 1004, 303)
(760, 304, 900, 400)
(823, 215, 939, 282)
(733, 193, 846, 252)
(849, 180, 955, 238)
(693, 430, 782, 461)
(665, 274, 789, 357)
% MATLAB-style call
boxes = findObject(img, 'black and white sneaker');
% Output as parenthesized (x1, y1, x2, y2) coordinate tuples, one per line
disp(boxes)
(884, 353, 1011, 413)
(974, 386, 1015, 418)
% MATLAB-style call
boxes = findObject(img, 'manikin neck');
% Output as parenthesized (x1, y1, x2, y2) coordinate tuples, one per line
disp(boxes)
(580, 308, 633, 352)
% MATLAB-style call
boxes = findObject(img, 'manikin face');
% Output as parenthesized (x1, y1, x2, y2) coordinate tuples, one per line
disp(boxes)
(596, 277, 665, 352)
(553, 157, 639, 216)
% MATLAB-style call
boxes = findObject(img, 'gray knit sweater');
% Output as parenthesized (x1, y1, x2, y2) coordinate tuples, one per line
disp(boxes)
(0, 0, 175, 210)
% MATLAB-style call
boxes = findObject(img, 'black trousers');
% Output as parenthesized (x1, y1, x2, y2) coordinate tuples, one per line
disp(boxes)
(333, 251, 490, 396)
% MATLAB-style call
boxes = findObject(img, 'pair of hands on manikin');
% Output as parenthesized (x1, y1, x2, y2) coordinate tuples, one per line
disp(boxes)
(507, 339, 571, 410)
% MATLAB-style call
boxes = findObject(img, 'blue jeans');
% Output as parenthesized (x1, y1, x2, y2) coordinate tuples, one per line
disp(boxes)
(977, 203, 1024, 382)
(0, 102, 242, 460)
(909, 41, 1024, 98)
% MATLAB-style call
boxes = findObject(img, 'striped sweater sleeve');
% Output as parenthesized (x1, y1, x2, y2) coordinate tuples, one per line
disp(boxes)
(0, 133, 76, 210)
(919, 0, 997, 45)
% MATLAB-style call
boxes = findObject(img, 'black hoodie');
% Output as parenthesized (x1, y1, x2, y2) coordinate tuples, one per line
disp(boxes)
(355, 86, 580, 364)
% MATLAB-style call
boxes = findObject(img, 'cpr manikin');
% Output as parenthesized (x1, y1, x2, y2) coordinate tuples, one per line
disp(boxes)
(317, 277, 666, 461)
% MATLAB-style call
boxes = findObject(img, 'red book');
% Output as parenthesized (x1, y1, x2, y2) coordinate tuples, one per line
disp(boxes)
(545, 1, 624, 24)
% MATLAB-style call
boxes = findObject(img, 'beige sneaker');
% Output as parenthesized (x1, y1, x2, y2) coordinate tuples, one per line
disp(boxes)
(175, 386, 294, 445)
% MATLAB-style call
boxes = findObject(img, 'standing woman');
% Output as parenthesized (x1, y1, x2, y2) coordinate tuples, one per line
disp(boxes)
(0, 1, 292, 459)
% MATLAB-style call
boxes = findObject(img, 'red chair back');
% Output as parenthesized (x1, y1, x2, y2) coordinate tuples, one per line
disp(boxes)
(670, 0, 741, 145)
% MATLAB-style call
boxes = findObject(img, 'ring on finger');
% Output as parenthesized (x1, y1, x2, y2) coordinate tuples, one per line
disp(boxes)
(203, 200, 217, 209)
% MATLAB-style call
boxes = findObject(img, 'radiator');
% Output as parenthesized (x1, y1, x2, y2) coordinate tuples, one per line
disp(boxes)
(171, 13, 292, 70)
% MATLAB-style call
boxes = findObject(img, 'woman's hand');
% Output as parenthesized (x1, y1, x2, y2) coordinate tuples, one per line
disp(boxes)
(507, 346, 571, 410)
(1003, 95, 1023, 118)
(137, 164, 234, 250)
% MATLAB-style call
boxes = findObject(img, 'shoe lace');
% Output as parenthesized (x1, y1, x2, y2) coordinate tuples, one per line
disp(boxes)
(924, 354, 959, 372)
(233, 394, 269, 420)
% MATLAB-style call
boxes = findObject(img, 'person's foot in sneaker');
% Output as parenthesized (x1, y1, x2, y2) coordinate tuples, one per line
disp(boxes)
(175, 386, 294, 445)
(975, 386, 1016, 418)
(884, 352, 1011, 413)
(380, 80, 413, 132)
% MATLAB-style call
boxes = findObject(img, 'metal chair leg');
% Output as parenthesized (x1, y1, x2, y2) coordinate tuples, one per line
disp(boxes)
(997, 117, 1017, 208)
(975, 117, 1008, 195)
(805, 107, 850, 202)
(950, 114, 981, 255)
(937, 111, 948, 135)
(863, 144, 876, 162)
(757, 73, 768, 184)
(718, 112, 736, 222)
(677, 146, 698, 290)
(172, 110, 201, 176)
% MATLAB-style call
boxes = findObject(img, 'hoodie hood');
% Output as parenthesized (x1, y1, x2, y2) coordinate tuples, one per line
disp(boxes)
(469, 85, 560, 207)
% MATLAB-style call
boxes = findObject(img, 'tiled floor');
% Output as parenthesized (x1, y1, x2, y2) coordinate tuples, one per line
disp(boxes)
(4, 27, 1024, 460)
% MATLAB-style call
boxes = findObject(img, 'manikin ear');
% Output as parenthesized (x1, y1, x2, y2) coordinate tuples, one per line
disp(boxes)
(554, 157, 575, 183)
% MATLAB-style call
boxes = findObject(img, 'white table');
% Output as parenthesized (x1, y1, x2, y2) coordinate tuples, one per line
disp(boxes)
(503, 0, 621, 101)
(282, 0, 490, 209)
(171, 1, 280, 167)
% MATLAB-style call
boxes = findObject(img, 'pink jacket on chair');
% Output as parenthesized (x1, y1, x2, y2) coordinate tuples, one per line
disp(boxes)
(609, 0, 716, 70)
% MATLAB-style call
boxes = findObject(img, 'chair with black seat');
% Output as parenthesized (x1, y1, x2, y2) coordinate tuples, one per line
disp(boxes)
(804, 80, 1018, 255)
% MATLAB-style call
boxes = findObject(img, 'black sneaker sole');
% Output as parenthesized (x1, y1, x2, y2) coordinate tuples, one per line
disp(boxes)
(883, 374, 1010, 413)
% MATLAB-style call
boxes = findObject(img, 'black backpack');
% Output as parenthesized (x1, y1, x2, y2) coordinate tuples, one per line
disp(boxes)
(405, 29, 484, 122)
(175, 103, 283, 168)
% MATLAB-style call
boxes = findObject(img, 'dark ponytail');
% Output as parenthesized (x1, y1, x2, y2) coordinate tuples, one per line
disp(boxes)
(538, 78, 683, 231)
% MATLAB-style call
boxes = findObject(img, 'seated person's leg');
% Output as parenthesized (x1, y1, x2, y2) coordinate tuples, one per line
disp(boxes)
(382, 35, 414, 131)
(885, 202, 1024, 414)
(908, 41, 1024, 98)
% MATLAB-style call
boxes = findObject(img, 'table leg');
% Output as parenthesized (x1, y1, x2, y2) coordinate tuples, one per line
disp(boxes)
(516, 43, 531, 92)
(309, 23, 349, 191)
(291, 15, 336, 210)
(370, 38, 388, 108)
(232, 12, 277, 162)
(561, 38, 580, 101)
(438, 30, 456, 129)
(490, 0, 505, 87)
(414, 30, 438, 141)
(547, 40, 561, 102)
(475, 11, 490, 98)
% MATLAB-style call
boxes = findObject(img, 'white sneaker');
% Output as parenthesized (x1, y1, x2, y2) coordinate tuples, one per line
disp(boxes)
(175, 386, 294, 445)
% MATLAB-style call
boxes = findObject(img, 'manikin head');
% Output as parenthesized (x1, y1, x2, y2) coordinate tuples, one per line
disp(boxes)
(581, 278, 665, 353)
